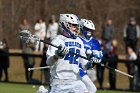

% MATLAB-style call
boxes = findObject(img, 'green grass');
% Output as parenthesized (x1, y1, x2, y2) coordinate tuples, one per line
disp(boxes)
(0, 83, 138, 93)
(0, 83, 38, 93)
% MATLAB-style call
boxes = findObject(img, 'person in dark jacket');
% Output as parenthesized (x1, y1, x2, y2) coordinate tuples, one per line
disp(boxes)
(22, 44, 35, 82)
(40, 44, 50, 84)
(134, 49, 140, 90)
(102, 19, 115, 50)
(123, 17, 140, 53)
(107, 40, 118, 90)
(96, 43, 109, 89)
(0, 38, 9, 82)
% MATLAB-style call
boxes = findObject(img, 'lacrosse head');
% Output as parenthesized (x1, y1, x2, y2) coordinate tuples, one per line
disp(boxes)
(59, 14, 80, 39)
(19, 30, 31, 43)
(19, 30, 39, 46)
(80, 19, 95, 40)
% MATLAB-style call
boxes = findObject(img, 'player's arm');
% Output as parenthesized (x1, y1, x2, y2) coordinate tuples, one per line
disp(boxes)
(46, 45, 68, 66)
(86, 39, 103, 68)
(46, 38, 68, 66)
(80, 49, 103, 70)
(79, 47, 91, 70)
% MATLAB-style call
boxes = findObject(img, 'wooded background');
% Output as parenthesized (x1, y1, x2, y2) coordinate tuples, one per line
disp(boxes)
(0, 0, 140, 54)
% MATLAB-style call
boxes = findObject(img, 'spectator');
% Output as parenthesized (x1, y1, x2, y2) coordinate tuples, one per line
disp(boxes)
(46, 15, 59, 42)
(96, 42, 109, 89)
(34, 18, 46, 52)
(123, 17, 140, 53)
(126, 47, 137, 90)
(0, 38, 9, 82)
(40, 44, 50, 84)
(22, 44, 35, 82)
(101, 19, 115, 50)
(107, 39, 118, 90)
(19, 18, 32, 49)
(134, 49, 140, 90)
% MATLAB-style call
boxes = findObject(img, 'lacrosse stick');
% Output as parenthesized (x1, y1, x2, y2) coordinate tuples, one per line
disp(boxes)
(19, 30, 134, 78)
(19, 30, 88, 60)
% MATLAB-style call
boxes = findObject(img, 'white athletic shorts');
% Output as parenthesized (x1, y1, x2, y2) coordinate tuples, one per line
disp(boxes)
(50, 79, 88, 93)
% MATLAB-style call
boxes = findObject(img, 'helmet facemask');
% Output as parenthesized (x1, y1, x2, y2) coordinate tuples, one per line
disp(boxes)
(82, 26, 93, 40)
(80, 19, 95, 40)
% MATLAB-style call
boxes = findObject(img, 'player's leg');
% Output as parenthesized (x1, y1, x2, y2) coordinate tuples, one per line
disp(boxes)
(71, 80, 89, 93)
(82, 75, 97, 93)
(79, 68, 97, 93)
(50, 84, 72, 93)
(50, 80, 88, 93)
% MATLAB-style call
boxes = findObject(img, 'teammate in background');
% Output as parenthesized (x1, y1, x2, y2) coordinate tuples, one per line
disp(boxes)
(45, 14, 91, 93)
(78, 19, 103, 93)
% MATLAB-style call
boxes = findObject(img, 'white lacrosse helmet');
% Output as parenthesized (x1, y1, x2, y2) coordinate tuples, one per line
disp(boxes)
(59, 14, 80, 38)
(80, 19, 95, 30)
(80, 19, 95, 39)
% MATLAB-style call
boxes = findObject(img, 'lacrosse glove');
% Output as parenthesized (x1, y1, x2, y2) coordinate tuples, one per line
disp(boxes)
(55, 45, 68, 58)
(86, 57, 102, 69)
(90, 57, 101, 63)
(86, 49, 92, 59)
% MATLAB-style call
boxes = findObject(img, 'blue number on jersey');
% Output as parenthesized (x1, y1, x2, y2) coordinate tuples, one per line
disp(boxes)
(64, 48, 80, 64)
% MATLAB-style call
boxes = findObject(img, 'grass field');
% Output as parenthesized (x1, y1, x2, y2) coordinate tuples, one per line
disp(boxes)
(0, 83, 138, 93)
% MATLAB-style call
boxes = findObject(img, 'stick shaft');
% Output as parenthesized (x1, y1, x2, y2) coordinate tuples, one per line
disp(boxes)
(28, 66, 51, 71)
(115, 69, 133, 78)
(101, 63, 133, 78)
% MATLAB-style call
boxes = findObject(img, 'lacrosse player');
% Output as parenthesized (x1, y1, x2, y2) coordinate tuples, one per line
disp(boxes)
(46, 14, 96, 93)
(78, 19, 103, 93)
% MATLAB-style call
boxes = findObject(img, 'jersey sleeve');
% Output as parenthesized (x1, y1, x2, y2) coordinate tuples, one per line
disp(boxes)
(91, 38, 101, 51)
(91, 38, 103, 59)
(78, 39, 89, 69)
(46, 36, 61, 66)
(47, 36, 60, 56)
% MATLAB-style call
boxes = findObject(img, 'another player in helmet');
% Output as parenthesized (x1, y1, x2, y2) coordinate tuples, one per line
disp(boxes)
(79, 18, 102, 61)
(46, 14, 92, 93)
(78, 19, 103, 93)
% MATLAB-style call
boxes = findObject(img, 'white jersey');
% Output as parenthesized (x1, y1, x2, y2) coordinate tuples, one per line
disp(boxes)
(46, 35, 88, 80)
